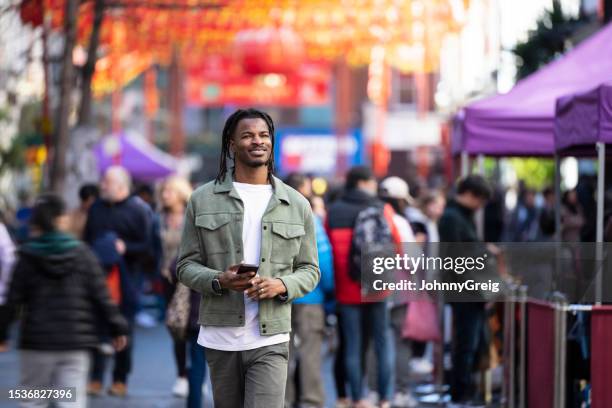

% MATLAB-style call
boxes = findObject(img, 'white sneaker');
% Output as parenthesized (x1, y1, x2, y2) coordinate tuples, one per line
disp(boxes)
(392, 392, 418, 408)
(172, 377, 188, 398)
(98, 343, 115, 356)
(366, 391, 379, 405)
(409, 358, 433, 375)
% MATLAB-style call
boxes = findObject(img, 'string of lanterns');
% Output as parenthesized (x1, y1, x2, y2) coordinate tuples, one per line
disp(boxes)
(28, 0, 468, 92)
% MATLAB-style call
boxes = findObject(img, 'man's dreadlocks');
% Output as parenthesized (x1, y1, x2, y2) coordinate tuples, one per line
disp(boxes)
(214, 108, 276, 184)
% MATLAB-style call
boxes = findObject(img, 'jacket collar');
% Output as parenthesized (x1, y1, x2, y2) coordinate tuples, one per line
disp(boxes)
(342, 188, 379, 206)
(447, 198, 474, 218)
(213, 174, 291, 205)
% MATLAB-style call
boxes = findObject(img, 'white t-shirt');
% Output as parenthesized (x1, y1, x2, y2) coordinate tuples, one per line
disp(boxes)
(198, 182, 290, 351)
(392, 213, 415, 243)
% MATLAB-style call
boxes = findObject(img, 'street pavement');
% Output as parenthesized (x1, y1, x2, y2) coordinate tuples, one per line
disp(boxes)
(0, 324, 339, 408)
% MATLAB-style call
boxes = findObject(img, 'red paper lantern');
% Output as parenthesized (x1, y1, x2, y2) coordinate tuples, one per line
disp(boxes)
(234, 27, 304, 75)
(20, 0, 44, 27)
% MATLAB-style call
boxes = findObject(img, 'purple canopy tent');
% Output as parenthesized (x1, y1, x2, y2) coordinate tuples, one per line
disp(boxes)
(455, 22, 612, 157)
(94, 132, 178, 181)
(555, 82, 612, 154)
(554, 83, 612, 305)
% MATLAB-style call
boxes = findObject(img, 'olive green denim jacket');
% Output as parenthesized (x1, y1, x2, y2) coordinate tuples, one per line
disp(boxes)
(177, 174, 320, 336)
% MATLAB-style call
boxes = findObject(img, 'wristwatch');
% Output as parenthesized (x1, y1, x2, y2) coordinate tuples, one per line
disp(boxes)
(211, 278, 223, 295)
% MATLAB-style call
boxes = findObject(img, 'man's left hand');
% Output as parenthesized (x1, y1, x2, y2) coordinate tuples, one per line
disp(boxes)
(115, 239, 126, 255)
(246, 276, 287, 300)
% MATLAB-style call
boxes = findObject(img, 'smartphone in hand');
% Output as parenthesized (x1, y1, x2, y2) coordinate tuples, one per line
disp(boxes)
(236, 263, 259, 275)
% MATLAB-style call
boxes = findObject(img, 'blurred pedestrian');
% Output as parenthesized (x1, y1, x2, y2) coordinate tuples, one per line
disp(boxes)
(561, 189, 584, 242)
(576, 175, 596, 242)
(14, 189, 34, 244)
(405, 190, 446, 377)
(406, 190, 445, 245)
(133, 183, 163, 328)
(177, 109, 319, 408)
(67, 184, 99, 239)
(439, 175, 492, 407)
(158, 176, 194, 398)
(0, 211, 16, 351)
(84, 166, 153, 397)
(509, 188, 539, 242)
(311, 195, 327, 219)
(484, 187, 505, 243)
(326, 166, 394, 408)
(284, 173, 334, 408)
(379, 177, 418, 408)
(539, 187, 556, 240)
(181, 259, 207, 408)
(1, 193, 128, 408)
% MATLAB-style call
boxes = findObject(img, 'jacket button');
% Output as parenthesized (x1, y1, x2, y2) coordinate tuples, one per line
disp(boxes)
(261, 258, 265, 262)
(263, 330, 267, 334)
(236, 250, 240, 254)
(263, 226, 267, 230)
(262, 324, 266, 328)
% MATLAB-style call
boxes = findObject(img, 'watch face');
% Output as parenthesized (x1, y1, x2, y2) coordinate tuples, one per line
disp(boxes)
(212, 279, 221, 293)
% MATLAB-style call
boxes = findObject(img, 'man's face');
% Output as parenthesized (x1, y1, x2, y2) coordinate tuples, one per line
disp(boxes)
(462, 192, 487, 211)
(100, 172, 127, 203)
(230, 118, 272, 168)
(427, 196, 446, 221)
(524, 192, 535, 207)
(358, 178, 378, 196)
(299, 179, 313, 198)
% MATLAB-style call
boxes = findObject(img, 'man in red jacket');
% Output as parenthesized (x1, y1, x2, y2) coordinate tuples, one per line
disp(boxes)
(327, 166, 393, 408)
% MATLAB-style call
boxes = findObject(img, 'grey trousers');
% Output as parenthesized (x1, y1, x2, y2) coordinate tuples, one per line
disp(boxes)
(205, 341, 289, 408)
(19, 350, 90, 408)
(285, 304, 325, 408)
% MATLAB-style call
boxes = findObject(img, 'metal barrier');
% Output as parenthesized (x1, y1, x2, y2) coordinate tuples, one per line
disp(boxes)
(502, 287, 596, 408)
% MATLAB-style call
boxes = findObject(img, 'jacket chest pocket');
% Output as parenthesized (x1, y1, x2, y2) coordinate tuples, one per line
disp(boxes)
(195, 213, 232, 255)
(270, 222, 305, 265)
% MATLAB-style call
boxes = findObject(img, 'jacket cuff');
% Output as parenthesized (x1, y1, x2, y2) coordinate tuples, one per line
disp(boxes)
(276, 276, 293, 303)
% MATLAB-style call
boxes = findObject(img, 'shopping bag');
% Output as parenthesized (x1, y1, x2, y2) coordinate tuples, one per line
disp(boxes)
(402, 300, 441, 342)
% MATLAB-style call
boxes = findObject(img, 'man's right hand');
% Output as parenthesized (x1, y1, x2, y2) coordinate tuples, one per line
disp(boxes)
(218, 263, 257, 291)
(115, 239, 126, 255)
(112, 336, 128, 352)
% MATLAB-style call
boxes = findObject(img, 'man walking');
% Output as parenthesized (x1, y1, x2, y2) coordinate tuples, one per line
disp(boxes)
(84, 166, 152, 397)
(177, 109, 320, 408)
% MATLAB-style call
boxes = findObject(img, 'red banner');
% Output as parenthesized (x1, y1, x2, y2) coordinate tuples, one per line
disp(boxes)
(186, 57, 330, 107)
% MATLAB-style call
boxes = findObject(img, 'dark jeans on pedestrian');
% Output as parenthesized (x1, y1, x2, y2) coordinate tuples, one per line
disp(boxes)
(338, 302, 392, 402)
(187, 329, 206, 408)
(173, 337, 187, 378)
(334, 313, 348, 401)
(91, 320, 134, 384)
(450, 302, 487, 403)
(205, 341, 289, 408)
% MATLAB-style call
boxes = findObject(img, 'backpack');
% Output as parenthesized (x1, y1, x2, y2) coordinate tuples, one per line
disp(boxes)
(349, 205, 396, 283)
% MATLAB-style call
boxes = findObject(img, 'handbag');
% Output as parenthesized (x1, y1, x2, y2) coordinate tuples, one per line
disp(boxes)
(165, 282, 191, 340)
(402, 299, 441, 342)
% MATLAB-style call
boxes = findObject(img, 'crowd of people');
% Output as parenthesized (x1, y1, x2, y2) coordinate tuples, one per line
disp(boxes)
(0, 110, 604, 408)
